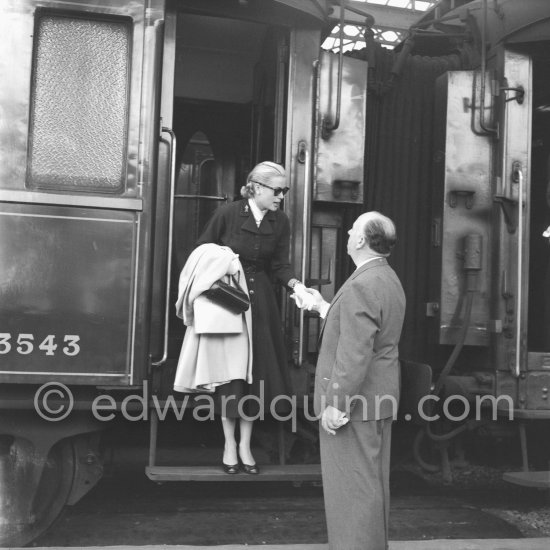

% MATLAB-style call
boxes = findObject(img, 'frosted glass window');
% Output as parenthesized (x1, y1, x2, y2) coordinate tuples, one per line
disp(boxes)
(28, 13, 131, 192)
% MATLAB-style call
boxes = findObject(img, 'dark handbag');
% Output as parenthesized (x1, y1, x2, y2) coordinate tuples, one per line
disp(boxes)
(203, 275, 250, 314)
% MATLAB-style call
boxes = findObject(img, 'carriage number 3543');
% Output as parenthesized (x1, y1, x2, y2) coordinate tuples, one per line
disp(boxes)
(0, 333, 80, 356)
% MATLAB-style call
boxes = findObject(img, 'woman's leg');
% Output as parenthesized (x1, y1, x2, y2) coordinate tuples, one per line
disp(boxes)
(221, 416, 238, 465)
(238, 419, 256, 466)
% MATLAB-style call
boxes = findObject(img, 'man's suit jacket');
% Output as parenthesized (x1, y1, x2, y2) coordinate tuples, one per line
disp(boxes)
(313, 257, 405, 422)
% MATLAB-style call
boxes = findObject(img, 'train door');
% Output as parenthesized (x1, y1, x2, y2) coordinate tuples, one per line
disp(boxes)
(528, 46, 550, 355)
(148, 3, 297, 476)
(495, 45, 550, 485)
(430, 49, 533, 399)
(150, 5, 290, 382)
(503, 45, 550, 413)
(285, 43, 368, 393)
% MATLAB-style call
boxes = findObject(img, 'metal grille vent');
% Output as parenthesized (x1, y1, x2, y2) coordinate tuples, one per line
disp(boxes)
(28, 13, 131, 192)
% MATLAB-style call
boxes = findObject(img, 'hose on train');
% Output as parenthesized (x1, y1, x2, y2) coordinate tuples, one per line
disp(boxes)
(414, 235, 483, 476)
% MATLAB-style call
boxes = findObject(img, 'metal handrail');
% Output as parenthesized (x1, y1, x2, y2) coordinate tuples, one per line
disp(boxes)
(298, 145, 311, 367)
(322, 0, 344, 137)
(515, 164, 524, 378)
(174, 194, 227, 201)
(152, 126, 177, 367)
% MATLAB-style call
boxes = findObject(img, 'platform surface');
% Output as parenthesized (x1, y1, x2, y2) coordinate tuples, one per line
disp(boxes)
(18, 539, 550, 550)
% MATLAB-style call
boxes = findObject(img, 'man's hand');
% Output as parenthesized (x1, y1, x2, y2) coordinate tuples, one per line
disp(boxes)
(321, 405, 349, 435)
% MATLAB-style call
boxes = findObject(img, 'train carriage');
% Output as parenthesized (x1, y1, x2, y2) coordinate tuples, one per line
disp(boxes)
(1, 0, 550, 546)
(0, 0, 369, 545)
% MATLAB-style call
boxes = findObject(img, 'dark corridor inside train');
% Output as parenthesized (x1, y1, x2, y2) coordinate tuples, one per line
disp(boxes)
(528, 43, 550, 352)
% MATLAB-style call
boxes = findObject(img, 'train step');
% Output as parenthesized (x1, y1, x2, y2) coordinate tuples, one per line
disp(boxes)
(503, 470, 550, 488)
(145, 464, 322, 482)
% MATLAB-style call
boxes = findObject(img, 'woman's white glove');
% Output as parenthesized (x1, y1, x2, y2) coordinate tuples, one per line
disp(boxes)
(291, 283, 317, 310)
(295, 287, 330, 318)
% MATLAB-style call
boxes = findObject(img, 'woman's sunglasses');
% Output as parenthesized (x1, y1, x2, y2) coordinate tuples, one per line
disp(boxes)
(252, 180, 290, 196)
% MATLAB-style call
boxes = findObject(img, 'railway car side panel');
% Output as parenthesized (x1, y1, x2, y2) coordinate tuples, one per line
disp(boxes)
(433, 71, 493, 349)
(0, 0, 165, 385)
(0, 204, 137, 383)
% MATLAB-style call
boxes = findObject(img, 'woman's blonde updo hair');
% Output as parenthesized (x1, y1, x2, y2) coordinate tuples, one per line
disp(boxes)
(240, 161, 286, 198)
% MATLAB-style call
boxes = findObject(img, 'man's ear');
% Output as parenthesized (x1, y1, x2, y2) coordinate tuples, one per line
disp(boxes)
(356, 235, 365, 249)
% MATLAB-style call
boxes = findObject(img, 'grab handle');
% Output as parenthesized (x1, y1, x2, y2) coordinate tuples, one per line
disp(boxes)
(297, 143, 311, 367)
(152, 126, 177, 367)
(513, 162, 524, 378)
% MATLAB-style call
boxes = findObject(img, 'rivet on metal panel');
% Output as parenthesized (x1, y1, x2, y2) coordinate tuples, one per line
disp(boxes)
(297, 141, 307, 164)
(449, 189, 475, 209)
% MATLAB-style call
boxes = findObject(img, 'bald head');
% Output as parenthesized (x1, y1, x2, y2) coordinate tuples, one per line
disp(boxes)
(356, 211, 397, 257)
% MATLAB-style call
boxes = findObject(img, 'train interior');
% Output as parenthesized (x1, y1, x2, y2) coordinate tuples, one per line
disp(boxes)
(528, 42, 550, 352)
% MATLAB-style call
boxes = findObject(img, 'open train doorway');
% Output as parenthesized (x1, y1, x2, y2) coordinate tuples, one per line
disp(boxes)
(165, 12, 288, 359)
(148, 0, 367, 479)
(147, 5, 300, 476)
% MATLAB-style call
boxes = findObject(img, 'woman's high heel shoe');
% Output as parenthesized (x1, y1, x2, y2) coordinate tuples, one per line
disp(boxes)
(240, 462, 259, 475)
(222, 462, 239, 474)
(222, 463, 240, 474)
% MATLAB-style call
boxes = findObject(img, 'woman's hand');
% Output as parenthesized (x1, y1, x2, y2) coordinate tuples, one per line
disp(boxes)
(291, 283, 316, 310)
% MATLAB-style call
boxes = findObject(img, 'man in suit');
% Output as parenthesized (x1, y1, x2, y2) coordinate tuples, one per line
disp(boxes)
(300, 211, 405, 550)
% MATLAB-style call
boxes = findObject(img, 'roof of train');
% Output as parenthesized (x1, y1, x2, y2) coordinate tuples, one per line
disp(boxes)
(412, 0, 550, 48)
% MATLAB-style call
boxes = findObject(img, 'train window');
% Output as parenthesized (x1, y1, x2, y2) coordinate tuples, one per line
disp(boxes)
(26, 11, 132, 193)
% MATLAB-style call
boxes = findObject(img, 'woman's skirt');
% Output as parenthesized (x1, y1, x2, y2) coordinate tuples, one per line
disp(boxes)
(214, 269, 291, 419)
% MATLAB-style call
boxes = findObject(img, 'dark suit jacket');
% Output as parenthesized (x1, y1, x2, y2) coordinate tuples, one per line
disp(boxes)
(313, 257, 406, 422)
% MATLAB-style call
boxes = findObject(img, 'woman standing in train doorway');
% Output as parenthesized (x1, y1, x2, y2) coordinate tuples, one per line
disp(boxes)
(197, 161, 311, 474)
